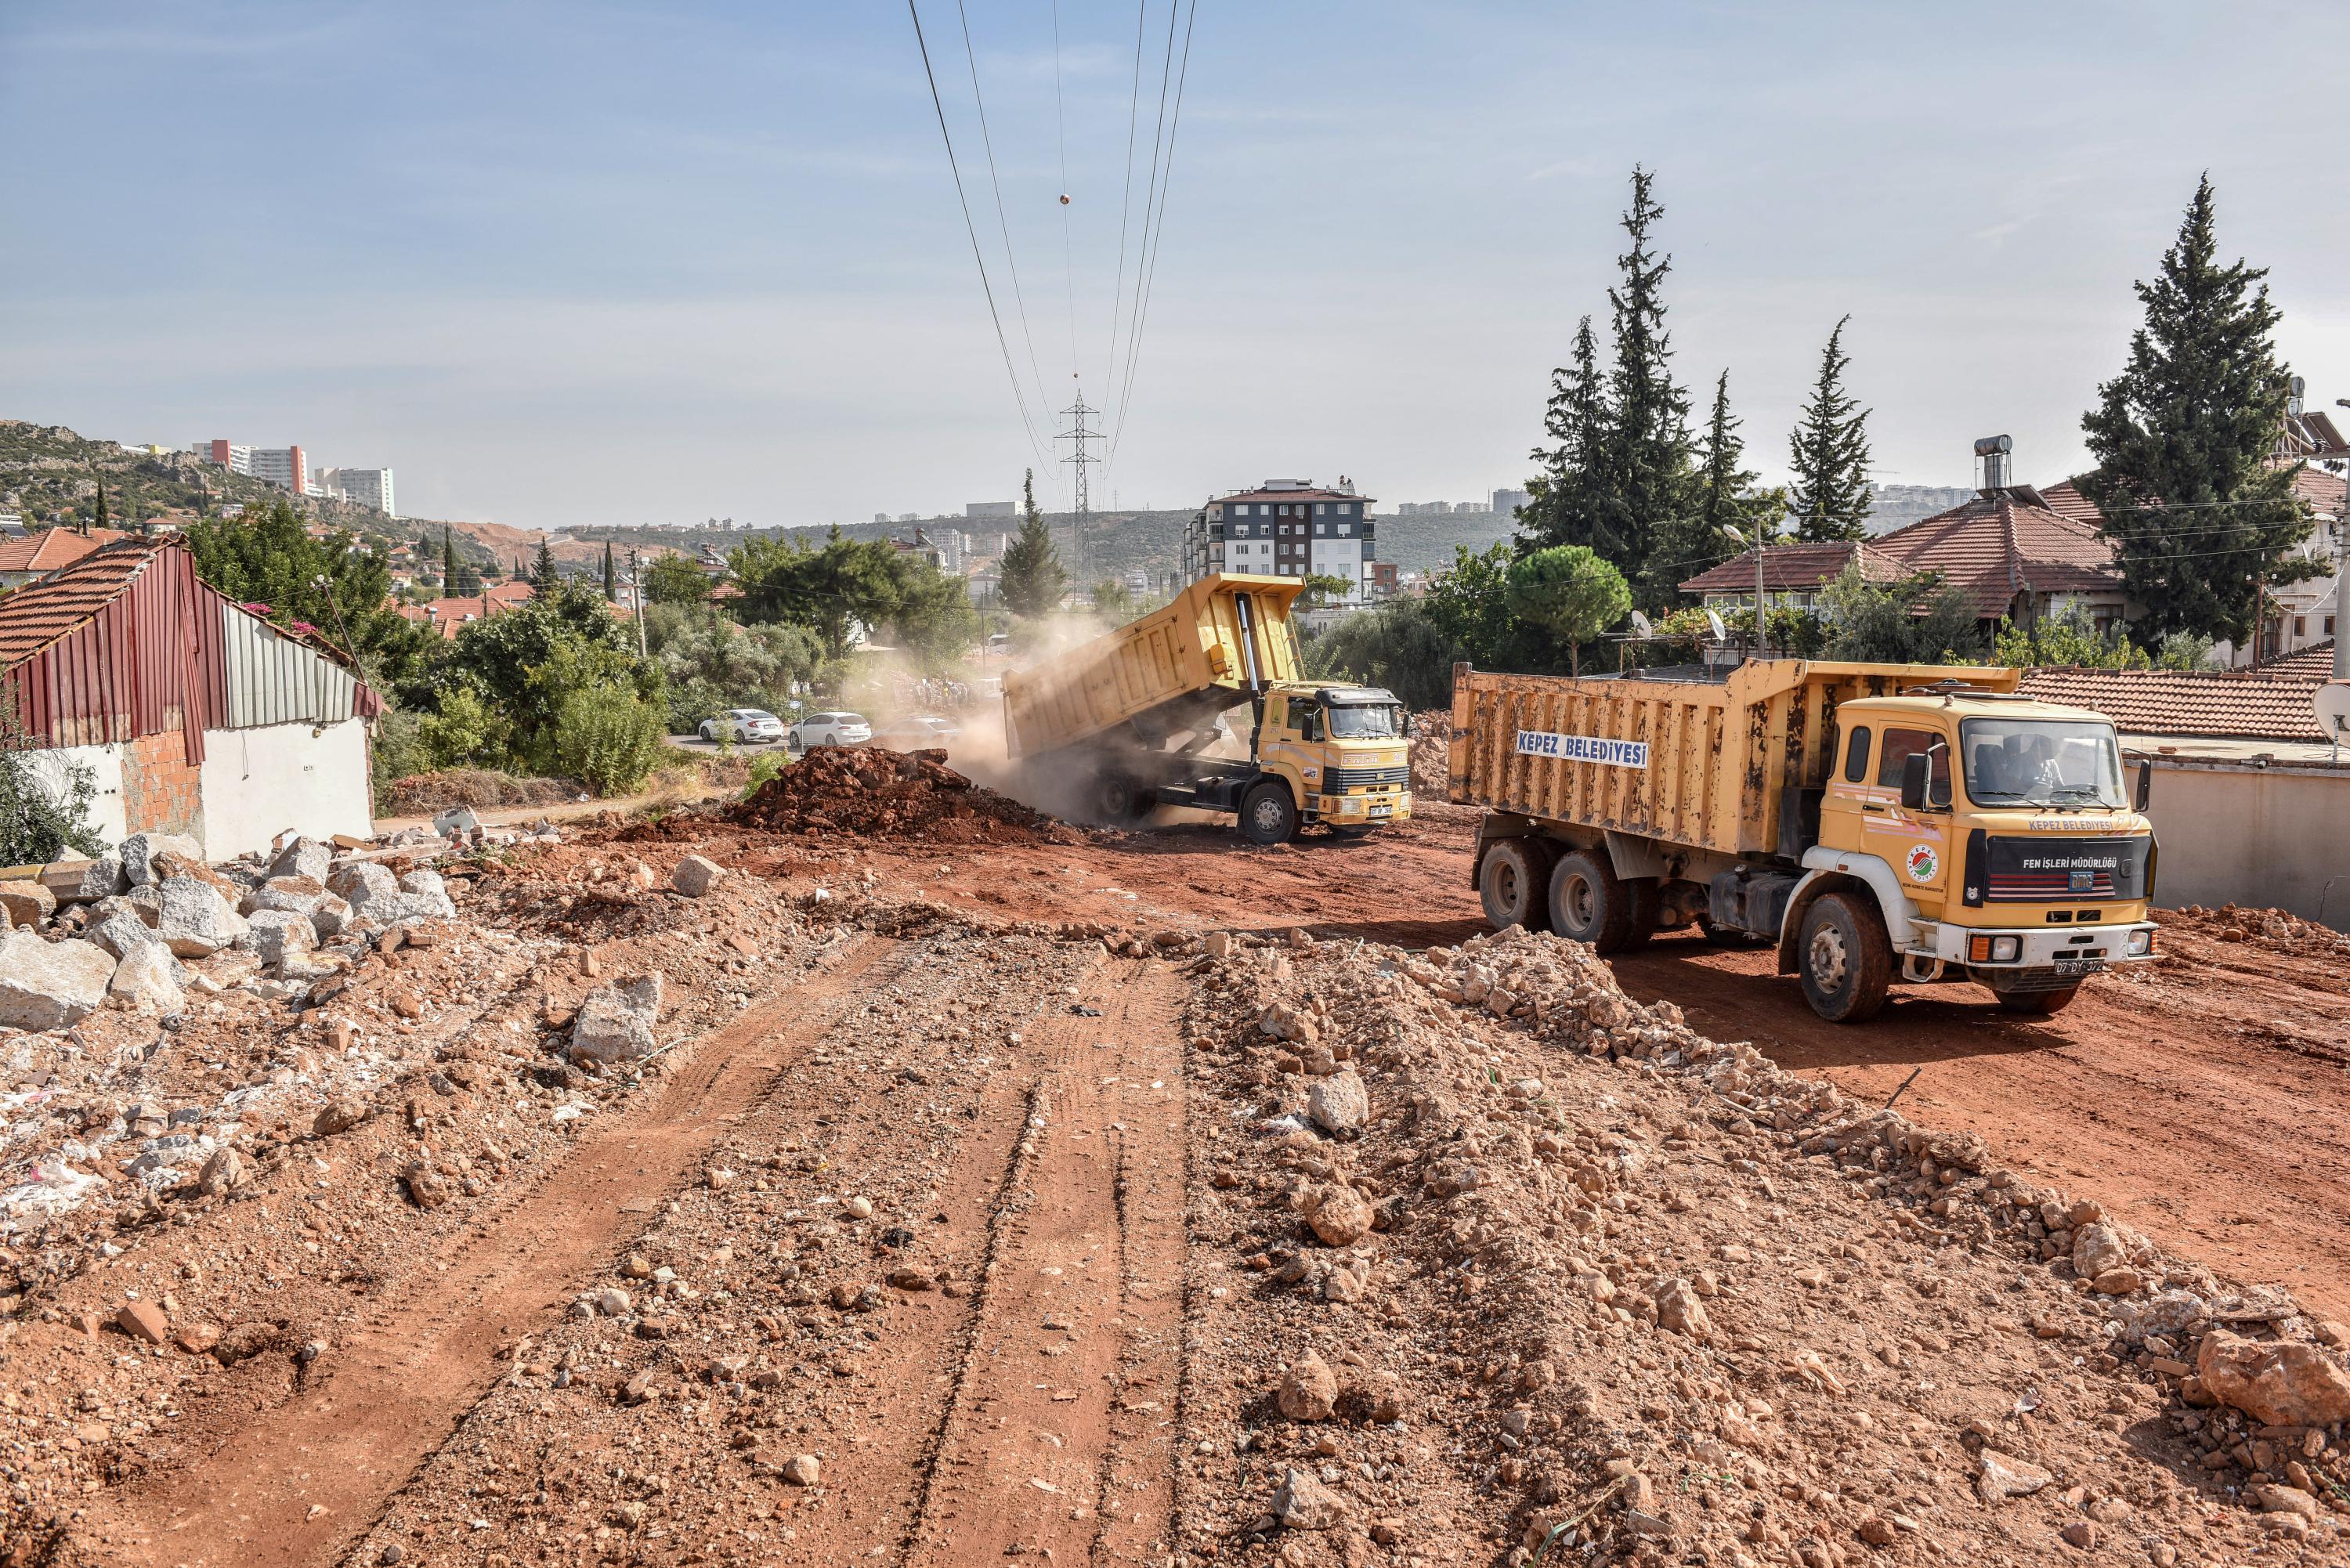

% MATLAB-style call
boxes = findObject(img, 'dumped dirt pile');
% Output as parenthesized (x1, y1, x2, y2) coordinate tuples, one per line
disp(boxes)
(384, 768, 577, 815)
(1410, 709, 1452, 795)
(1177, 924, 2350, 1562)
(728, 744, 1076, 846)
(2165, 901, 2350, 958)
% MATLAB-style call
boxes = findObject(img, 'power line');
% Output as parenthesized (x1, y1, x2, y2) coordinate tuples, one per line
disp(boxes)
(1108, 0, 1198, 467)
(951, 0, 1054, 421)
(1106, 0, 1184, 463)
(1052, 0, 1079, 392)
(904, 0, 1051, 471)
(1103, 1, 1150, 435)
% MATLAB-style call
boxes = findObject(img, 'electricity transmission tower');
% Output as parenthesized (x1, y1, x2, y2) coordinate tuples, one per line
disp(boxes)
(1057, 393, 1097, 584)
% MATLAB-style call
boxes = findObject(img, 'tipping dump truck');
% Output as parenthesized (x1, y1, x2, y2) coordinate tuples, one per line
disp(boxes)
(1448, 658, 2160, 1023)
(1002, 573, 1411, 843)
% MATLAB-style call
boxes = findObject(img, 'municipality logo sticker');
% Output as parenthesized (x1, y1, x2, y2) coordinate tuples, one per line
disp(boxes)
(1905, 844, 1940, 882)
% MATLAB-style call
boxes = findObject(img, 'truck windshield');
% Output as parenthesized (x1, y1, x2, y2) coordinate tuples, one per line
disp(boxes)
(1960, 718, 2125, 808)
(1327, 704, 1403, 740)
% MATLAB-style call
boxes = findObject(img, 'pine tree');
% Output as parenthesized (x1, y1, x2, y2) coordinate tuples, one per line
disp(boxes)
(1787, 316, 1875, 542)
(441, 524, 457, 591)
(1517, 316, 1610, 555)
(1646, 371, 1761, 602)
(602, 540, 617, 602)
(531, 538, 558, 591)
(2081, 175, 2313, 644)
(998, 469, 1068, 619)
(1594, 167, 1693, 605)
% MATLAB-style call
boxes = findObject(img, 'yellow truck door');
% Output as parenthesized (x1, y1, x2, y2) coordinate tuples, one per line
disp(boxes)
(1861, 722, 1955, 910)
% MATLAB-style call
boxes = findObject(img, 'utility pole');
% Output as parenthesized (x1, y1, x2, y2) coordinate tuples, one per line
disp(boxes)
(628, 548, 648, 659)
(2333, 402, 2350, 680)
(1057, 392, 1097, 586)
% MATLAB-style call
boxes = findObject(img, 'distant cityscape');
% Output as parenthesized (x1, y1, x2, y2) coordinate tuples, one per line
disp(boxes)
(190, 439, 396, 516)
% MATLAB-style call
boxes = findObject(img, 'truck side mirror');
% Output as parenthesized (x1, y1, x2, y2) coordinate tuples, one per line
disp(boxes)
(2135, 759, 2153, 813)
(1900, 753, 1929, 812)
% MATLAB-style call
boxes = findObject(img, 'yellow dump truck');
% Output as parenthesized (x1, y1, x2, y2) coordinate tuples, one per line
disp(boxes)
(1448, 658, 2160, 1022)
(1001, 573, 1412, 843)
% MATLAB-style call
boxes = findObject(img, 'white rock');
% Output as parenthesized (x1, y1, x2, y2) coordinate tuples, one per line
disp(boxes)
(241, 909, 318, 964)
(326, 861, 400, 910)
(108, 941, 185, 1015)
(266, 836, 332, 883)
(0, 931, 118, 1030)
(671, 855, 725, 898)
(1307, 1070, 1370, 1133)
(569, 974, 663, 1063)
(153, 876, 248, 957)
(120, 832, 202, 887)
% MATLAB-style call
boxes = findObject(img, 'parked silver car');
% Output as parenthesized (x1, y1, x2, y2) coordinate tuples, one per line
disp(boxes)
(700, 708, 786, 744)
(870, 714, 962, 750)
(788, 711, 873, 750)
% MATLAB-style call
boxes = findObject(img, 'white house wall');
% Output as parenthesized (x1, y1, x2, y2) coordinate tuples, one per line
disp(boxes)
(197, 717, 374, 861)
(20, 742, 129, 847)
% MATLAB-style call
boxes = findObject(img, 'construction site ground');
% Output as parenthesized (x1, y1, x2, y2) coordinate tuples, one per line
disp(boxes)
(6, 771, 2349, 1568)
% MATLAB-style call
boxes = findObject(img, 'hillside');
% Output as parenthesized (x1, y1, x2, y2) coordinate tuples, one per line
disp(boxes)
(0, 421, 392, 536)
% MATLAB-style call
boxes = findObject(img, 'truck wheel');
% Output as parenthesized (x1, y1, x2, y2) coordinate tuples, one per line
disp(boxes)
(1997, 985, 2079, 1016)
(1798, 892, 1894, 1024)
(1549, 851, 1636, 953)
(1238, 781, 1298, 845)
(1478, 838, 1557, 933)
(1620, 879, 1661, 953)
(1097, 773, 1148, 826)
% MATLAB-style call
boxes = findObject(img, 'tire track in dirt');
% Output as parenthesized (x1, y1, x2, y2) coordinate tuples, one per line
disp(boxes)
(85, 932, 902, 1568)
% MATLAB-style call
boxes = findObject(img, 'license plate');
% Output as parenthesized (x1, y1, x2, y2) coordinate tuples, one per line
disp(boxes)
(1366, 803, 1393, 817)
(2052, 957, 2105, 977)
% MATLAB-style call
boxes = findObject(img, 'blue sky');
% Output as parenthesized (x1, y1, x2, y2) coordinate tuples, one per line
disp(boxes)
(4, 1, 2346, 529)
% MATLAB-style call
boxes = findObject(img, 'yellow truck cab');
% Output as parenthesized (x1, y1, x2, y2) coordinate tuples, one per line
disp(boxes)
(1002, 574, 1412, 843)
(1448, 659, 2160, 1024)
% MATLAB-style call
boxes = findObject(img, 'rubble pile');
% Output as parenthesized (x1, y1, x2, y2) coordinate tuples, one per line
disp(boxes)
(1408, 710, 1452, 796)
(1177, 924, 2349, 1563)
(2166, 902, 2350, 958)
(728, 744, 1072, 846)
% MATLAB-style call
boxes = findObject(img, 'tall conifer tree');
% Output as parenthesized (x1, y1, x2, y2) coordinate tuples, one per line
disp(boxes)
(2081, 175, 2312, 643)
(1518, 316, 1610, 555)
(1594, 167, 1692, 605)
(1787, 316, 1875, 542)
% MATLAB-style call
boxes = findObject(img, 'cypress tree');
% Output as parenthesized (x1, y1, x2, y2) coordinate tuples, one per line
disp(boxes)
(92, 472, 110, 533)
(1647, 370, 1765, 602)
(998, 469, 1067, 618)
(2081, 175, 2312, 644)
(441, 524, 457, 590)
(1595, 167, 1692, 605)
(1787, 316, 1875, 542)
(602, 540, 617, 602)
(531, 537, 557, 590)
(1517, 316, 1610, 555)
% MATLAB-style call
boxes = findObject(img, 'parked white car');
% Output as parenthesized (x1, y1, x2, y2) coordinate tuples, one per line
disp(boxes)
(699, 708, 786, 745)
(871, 714, 962, 750)
(789, 711, 872, 750)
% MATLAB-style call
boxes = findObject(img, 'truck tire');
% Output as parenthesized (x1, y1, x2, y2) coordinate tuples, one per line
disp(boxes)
(1238, 781, 1298, 845)
(1798, 892, 1894, 1024)
(1549, 851, 1639, 953)
(1621, 879, 1661, 954)
(1478, 837, 1558, 933)
(1097, 773, 1151, 826)
(1997, 985, 2080, 1016)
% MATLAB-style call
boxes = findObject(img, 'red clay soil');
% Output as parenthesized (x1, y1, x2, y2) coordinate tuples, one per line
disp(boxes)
(728, 745, 1078, 847)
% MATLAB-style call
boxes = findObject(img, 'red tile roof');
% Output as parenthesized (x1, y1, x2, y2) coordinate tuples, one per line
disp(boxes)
(2289, 464, 2346, 515)
(0, 537, 169, 666)
(2037, 479, 2102, 526)
(0, 526, 132, 578)
(394, 580, 535, 638)
(1676, 540, 1907, 594)
(2016, 656, 2336, 744)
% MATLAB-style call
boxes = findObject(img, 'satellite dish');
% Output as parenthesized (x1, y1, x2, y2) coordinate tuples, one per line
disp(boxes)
(1630, 610, 1653, 637)
(2317, 681, 2350, 747)
(1705, 609, 1727, 643)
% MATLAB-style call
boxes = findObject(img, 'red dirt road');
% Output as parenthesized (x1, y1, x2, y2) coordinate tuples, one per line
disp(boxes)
(865, 805, 2350, 1323)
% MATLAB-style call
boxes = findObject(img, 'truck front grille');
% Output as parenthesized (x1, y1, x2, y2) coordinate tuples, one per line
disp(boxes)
(1979, 836, 2150, 904)
(1325, 764, 1408, 793)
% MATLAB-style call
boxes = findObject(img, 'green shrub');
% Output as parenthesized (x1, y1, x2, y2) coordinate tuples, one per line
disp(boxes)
(0, 708, 104, 863)
(743, 751, 788, 797)
(419, 686, 497, 768)
(552, 687, 667, 797)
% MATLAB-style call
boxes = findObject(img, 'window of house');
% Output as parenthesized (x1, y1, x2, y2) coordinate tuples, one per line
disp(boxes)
(1876, 727, 1951, 807)
(2295, 616, 2307, 638)
(1338, 524, 1351, 536)
(2329, 616, 2337, 636)
(1314, 503, 1326, 515)
(1843, 727, 1872, 784)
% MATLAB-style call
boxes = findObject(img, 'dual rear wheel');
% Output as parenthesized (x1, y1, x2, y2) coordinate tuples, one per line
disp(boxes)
(1477, 840, 1658, 956)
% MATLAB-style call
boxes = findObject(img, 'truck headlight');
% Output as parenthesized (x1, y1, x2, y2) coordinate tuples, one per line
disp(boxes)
(2127, 929, 2152, 956)
(1990, 936, 2019, 963)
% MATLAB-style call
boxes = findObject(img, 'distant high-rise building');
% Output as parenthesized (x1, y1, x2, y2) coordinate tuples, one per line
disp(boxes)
(247, 446, 307, 494)
(1181, 479, 1378, 602)
(320, 467, 396, 515)
(966, 500, 1016, 519)
(1491, 487, 1530, 515)
(873, 511, 890, 525)
(197, 440, 254, 475)
(896, 512, 917, 524)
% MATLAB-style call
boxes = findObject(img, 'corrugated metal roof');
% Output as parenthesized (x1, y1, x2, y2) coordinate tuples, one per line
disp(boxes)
(0, 536, 378, 754)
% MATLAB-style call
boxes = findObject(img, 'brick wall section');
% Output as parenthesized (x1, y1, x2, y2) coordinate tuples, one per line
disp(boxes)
(121, 726, 204, 841)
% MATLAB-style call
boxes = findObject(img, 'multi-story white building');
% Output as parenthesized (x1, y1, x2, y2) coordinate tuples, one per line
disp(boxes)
(320, 467, 396, 515)
(1491, 486, 1531, 517)
(247, 446, 307, 493)
(1180, 478, 1378, 603)
(193, 440, 254, 476)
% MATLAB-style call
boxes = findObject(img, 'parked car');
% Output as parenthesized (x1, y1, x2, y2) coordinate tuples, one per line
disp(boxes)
(788, 711, 873, 750)
(871, 714, 962, 750)
(699, 708, 786, 745)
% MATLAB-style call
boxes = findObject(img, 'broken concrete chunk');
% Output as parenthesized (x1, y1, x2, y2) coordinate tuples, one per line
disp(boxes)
(431, 807, 479, 837)
(2196, 1329, 2350, 1428)
(1975, 1448, 2053, 1504)
(396, 869, 457, 917)
(0, 930, 118, 1030)
(266, 835, 332, 883)
(569, 973, 663, 1064)
(1269, 1466, 1348, 1530)
(308, 893, 355, 940)
(55, 853, 127, 903)
(242, 874, 325, 916)
(120, 832, 201, 887)
(240, 909, 318, 965)
(0, 879, 58, 928)
(671, 854, 725, 898)
(108, 941, 185, 1015)
(1307, 1068, 1368, 1133)
(89, 912, 162, 960)
(326, 861, 400, 910)
(153, 876, 248, 957)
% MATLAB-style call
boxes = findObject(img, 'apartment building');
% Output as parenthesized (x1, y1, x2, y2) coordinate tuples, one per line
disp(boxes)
(320, 467, 397, 515)
(1180, 479, 1378, 602)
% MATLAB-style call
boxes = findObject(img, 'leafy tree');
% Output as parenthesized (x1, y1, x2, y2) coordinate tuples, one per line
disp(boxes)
(441, 524, 457, 591)
(2081, 175, 2313, 643)
(92, 472, 110, 532)
(1302, 600, 1461, 710)
(0, 706, 105, 862)
(1518, 316, 1611, 555)
(1424, 543, 1539, 670)
(530, 538, 559, 591)
(1297, 571, 1354, 609)
(1788, 316, 1874, 542)
(645, 603, 825, 733)
(1990, 607, 2214, 671)
(644, 552, 710, 605)
(184, 497, 434, 691)
(1506, 545, 1631, 674)
(1090, 579, 1134, 620)
(553, 687, 667, 796)
(418, 686, 499, 767)
(999, 469, 1067, 618)
(1817, 563, 1983, 663)
(728, 529, 975, 667)
(602, 540, 617, 602)
(444, 578, 656, 771)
